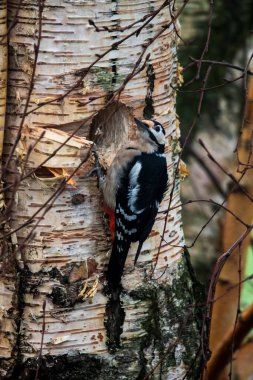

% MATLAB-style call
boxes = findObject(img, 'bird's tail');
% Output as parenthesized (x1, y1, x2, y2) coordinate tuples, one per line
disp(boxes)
(107, 238, 130, 294)
(134, 241, 144, 266)
(106, 238, 130, 350)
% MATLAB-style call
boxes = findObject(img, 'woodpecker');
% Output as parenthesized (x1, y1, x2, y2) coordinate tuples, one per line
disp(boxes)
(102, 118, 168, 293)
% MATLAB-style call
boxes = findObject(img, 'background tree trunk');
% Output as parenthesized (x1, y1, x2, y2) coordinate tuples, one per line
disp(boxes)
(0, 1, 203, 379)
(207, 76, 253, 380)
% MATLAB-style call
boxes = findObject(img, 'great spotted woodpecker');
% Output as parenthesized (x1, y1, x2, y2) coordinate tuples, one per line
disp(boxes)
(102, 118, 168, 292)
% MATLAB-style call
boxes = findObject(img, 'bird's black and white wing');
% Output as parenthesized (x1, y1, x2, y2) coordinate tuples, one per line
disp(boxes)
(107, 152, 168, 290)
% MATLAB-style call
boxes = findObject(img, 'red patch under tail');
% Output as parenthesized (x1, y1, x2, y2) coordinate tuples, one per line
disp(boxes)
(102, 204, 115, 241)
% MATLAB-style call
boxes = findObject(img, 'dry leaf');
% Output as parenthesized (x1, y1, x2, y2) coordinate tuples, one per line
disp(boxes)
(48, 168, 77, 187)
(179, 160, 189, 179)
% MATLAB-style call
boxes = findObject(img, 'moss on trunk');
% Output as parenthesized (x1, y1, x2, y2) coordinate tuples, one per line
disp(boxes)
(11, 250, 204, 380)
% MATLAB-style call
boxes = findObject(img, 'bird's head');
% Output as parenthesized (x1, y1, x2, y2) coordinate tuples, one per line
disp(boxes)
(134, 118, 166, 151)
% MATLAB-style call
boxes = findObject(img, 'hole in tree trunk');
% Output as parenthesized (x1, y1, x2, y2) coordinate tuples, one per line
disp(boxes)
(89, 101, 133, 150)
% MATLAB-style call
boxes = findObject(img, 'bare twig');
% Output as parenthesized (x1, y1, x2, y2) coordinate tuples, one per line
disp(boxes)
(2, 0, 45, 177)
(190, 57, 253, 77)
(150, 64, 213, 278)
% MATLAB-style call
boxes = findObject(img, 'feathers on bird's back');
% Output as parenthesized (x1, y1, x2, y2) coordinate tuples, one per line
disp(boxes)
(101, 119, 166, 210)
(104, 118, 168, 291)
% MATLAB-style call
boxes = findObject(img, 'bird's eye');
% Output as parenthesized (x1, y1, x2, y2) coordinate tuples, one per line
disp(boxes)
(154, 126, 160, 132)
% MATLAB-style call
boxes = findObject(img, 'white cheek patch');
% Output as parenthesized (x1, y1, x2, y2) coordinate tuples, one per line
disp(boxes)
(152, 129, 166, 145)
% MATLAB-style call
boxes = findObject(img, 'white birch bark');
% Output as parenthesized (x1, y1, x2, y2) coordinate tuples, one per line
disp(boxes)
(1, 1, 202, 378)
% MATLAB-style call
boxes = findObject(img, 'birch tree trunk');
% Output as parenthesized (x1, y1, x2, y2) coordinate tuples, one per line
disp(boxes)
(0, 1, 19, 377)
(0, 1, 203, 379)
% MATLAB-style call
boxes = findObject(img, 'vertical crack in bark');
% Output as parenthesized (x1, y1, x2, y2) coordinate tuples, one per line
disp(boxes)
(110, 0, 119, 90)
(143, 63, 155, 119)
(111, 59, 118, 87)
(105, 287, 126, 352)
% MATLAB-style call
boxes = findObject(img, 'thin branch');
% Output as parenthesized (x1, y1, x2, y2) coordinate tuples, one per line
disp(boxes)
(171, 73, 244, 94)
(199, 138, 253, 203)
(195, 0, 214, 80)
(190, 57, 253, 76)
(24, 0, 176, 117)
(150, 64, 212, 278)
(0, 0, 23, 43)
(228, 243, 242, 379)
(2, 0, 45, 177)
(2, 144, 93, 244)
(88, 0, 172, 34)
(186, 146, 226, 197)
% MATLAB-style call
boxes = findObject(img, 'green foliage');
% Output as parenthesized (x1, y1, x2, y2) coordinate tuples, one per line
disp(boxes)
(241, 238, 253, 314)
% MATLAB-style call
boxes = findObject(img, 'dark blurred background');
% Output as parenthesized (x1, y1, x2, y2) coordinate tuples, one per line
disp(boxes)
(177, 0, 253, 283)
(178, 1, 253, 378)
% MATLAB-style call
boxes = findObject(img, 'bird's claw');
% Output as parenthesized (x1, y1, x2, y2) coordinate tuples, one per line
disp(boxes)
(92, 150, 106, 188)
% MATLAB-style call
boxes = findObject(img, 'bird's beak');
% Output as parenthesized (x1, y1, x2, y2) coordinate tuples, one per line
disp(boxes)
(134, 118, 149, 131)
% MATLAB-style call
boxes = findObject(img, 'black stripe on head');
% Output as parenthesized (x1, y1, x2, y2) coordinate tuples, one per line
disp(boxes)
(148, 129, 159, 144)
(147, 129, 165, 153)
(153, 120, 165, 135)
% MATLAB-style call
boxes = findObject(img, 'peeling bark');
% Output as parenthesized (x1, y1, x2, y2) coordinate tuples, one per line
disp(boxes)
(1, 1, 203, 378)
